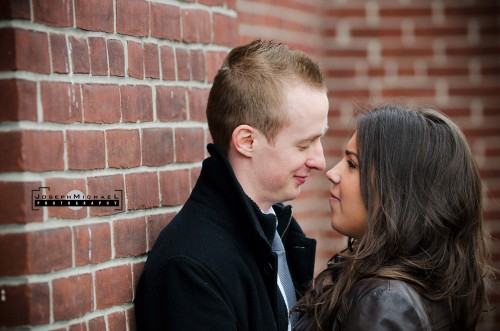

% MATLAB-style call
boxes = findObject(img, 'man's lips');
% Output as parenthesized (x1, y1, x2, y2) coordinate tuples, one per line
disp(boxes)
(294, 176, 307, 185)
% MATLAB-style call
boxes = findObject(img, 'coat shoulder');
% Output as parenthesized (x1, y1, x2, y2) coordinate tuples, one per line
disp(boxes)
(344, 278, 451, 331)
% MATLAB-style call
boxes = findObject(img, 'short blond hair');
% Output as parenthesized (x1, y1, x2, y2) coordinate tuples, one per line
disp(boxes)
(206, 39, 326, 153)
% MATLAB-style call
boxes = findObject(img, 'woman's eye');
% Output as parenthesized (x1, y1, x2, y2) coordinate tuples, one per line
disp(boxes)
(347, 160, 358, 169)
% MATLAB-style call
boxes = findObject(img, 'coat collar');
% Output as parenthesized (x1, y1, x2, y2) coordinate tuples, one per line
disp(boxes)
(199, 144, 293, 248)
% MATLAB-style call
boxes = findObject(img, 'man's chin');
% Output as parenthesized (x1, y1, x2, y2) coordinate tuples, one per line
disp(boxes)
(285, 188, 301, 202)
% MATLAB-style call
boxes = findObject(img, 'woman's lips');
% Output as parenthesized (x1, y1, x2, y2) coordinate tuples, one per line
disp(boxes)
(330, 192, 340, 201)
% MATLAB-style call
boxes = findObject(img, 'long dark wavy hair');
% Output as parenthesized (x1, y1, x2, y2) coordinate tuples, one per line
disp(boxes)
(294, 104, 494, 330)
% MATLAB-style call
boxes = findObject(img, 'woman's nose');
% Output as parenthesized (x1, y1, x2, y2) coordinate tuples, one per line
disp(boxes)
(331, 173, 341, 184)
(326, 166, 341, 184)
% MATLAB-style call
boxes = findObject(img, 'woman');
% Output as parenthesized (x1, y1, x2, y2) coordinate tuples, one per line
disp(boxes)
(294, 104, 493, 330)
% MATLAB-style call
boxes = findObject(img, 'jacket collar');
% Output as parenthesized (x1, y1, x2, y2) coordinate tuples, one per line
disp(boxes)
(246, 197, 293, 245)
(199, 144, 293, 248)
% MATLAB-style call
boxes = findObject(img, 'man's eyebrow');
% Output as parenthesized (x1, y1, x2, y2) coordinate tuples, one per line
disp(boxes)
(299, 126, 329, 143)
(345, 149, 359, 159)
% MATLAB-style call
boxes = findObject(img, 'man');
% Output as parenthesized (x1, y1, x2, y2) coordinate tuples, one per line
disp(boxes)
(135, 39, 329, 331)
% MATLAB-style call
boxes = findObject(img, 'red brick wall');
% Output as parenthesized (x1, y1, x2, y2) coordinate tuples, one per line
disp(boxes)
(0, 0, 498, 330)
(240, 0, 499, 329)
(0, 0, 237, 329)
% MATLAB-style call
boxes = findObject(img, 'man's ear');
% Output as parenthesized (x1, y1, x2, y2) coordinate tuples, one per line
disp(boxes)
(231, 125, 255, 157)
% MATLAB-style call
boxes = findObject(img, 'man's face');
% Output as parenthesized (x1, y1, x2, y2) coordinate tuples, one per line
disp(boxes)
(251, 83, 329, 210)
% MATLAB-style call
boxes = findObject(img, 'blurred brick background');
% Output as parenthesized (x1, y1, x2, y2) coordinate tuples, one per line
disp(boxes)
(0, 0, 498, 330)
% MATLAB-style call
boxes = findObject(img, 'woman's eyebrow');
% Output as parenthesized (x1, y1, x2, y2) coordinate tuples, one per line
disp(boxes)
(345, 149, 359, 159)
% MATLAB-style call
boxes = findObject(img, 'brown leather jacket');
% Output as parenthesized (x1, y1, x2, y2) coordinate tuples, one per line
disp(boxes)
(294, 278, 451, 331)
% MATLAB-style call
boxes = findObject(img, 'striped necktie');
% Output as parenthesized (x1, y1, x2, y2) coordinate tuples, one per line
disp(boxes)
(272, 230, 297, 327)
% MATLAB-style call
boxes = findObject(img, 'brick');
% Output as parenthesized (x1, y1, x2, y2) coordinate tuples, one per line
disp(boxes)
(213, 13, 238, 47)
(182, 9, 211, 43)
(126, 306, 136, 331)
(18, 29, 51, 73)
(206, 50, 227, 83)
(176, 47, 190, 81)
(350, 26, 401, 38)
(88, 316, 106, 331)
(107, 129, 141, 168)
(0, 283, 50, 327)
(0, 0, 30, 20)
(69, 322, 86, 331)
(151, 3, 181, 41)
(22, 130, 65, 172)
(0, 181, 43, 225)
(113, 217, 147, 258)
(190, 49, 206, 82)
(463, 127, 500, 138)
(125, 172, 159, 210)
(427, 66, 468, 77)
(0, 28, 15, 71)
(160, 45, 176, 80)
(74, 223, 112, 266)
(0, 232, 28, 276)
(128, 41, 144, 79)
(188, 88, 209, 122)
(450, 86, 500, 97)
(52, 274, 93, 321)
(117, 0, 149, 37)
(329, 88, 370, 98)
(146, 213, 174, 251)
(107, 39, 125, 77)
(199, 0, 226, 5)
(33, 0, 73, 27)
(379, 6, 432, 17)
(44, 178, 86, 219)
(120, 85, 153, 122)
(207, 130, 213, 144)
(175, 128, 205, 162)
(87, 174, 124, 216)
(89, 37, 108, 76)
(28, 228, 73, 274)
(67, 130, 106, 170)
(131, 261, 145, 299)
(107, 311, 127, 331)
(324, 48, 366, 58)
(141, 128, 174, 166)
(95, 265, 133, 309)
(190, 166, 202, 190)
(75, 0, 113, 33)
(447, 4, 500, 17)
(381, 88, 434, 98)
(82, 84, 121, 123)
(41, 81, 82, 123)
(156, 86, 187, 122)
(69, 36, 90, 74)
(50, 33, 69, 73)
(160, 169, 191, 206)
(3, 28, 50, 74)
(16, 80, 38, 121)
(414, 25, 467, 37)
(0, 79, 37, 122)
(144, 43, 160, 79)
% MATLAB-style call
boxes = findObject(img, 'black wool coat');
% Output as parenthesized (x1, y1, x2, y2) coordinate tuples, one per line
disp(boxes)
(134, 144, 317, 331)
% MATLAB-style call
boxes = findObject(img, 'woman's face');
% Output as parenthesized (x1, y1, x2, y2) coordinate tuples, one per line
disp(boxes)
(326, 133, 368, 239)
